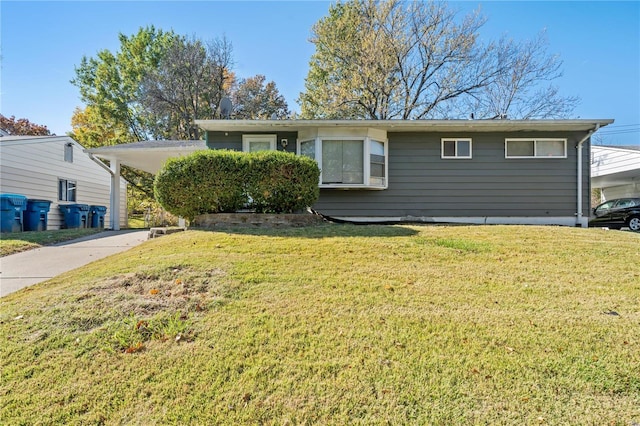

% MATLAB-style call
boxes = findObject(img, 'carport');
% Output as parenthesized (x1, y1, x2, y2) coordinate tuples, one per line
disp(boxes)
(86, 140, 206, 230)
(591, 145, 640, 201)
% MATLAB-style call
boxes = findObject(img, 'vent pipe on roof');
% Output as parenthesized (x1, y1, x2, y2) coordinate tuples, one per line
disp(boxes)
(576, 124, 600, 227)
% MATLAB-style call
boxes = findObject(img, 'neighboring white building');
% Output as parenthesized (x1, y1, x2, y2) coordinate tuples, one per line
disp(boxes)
(591, 145, 640, 201)
(0, 135, 127, 230)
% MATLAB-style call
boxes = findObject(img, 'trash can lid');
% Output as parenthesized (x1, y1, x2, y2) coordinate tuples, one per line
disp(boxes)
(0, 193, 27, 207)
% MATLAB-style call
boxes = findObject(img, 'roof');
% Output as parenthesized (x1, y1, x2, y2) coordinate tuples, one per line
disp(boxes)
(595, 144, 640, 152)
(0, 135, 89, 150)
(87, 140, 206, 174)
(195, 118, 614, 133)
(86, 119, 614, 174)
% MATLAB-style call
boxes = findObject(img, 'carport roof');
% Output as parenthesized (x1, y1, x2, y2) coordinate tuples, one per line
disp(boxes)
(86, 140, 206, 174)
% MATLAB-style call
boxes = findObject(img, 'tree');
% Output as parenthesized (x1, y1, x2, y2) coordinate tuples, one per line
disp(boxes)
(299, 0, 577, 120)
(71, 26, 178, 143)
(0, 114, 51, 136)
(231, 74, 290, 119)
(140, 36, 235, 140)
(69, 106, 129, 148)
(465, 32, 579, 119)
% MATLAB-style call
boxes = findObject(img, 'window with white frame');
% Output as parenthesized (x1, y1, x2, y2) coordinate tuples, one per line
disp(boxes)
(441, 138, 472, 159)
(58, 179, 77, 201)
(242, 134, 276, 152)
(298, 137, 388, 189)
(505, 138, 567, 158)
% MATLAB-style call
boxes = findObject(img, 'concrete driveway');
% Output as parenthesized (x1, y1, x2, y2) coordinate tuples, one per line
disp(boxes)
(0, 230, 149, 297)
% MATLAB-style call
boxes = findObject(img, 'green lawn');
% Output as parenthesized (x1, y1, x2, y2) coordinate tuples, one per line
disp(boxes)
(1, 225, 638, 424)
(0, 228, 103, 257)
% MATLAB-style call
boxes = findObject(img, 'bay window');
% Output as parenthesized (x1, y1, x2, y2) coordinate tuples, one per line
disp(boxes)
(298, 132, 388, 189)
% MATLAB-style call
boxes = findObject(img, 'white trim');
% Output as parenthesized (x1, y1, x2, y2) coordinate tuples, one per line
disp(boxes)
(242, 134, 277, 152)
(330, 216, 581, 226)
(195, 119, 614, 133)
(297, 135, 388, 190)
(505, 138, 567, 159)
(441, 138, 472, 159)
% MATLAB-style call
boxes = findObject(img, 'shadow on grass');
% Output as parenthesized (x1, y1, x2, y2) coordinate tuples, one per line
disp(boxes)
(190, 222, 419, 239)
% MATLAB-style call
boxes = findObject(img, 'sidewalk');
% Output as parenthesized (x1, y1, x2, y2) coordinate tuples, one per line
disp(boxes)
(0, 230, 149, 297)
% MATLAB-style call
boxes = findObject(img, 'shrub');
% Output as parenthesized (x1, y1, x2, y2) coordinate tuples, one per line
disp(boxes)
(245, 151, 320, 213)
(154, 150, 320, 218)
(154, 150, 248, 220)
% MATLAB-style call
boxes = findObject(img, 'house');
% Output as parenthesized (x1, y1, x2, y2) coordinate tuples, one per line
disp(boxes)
(0, 135, 127, 230)
(88, 119, 613, 228)
(591, 145, 640, 202)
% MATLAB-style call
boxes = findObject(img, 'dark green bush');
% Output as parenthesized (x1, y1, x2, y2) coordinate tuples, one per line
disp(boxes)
(154, 150, 248, 220)
(245, 151, 320, 213)
(154, 150, 320, 219)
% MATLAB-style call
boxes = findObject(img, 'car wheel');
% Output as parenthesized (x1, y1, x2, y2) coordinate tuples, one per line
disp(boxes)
(627, 216, 640, 232)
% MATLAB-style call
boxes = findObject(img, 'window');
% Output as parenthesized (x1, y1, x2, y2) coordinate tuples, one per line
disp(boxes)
(297, 137, 388, 189)
(64, 143, 73, 163)
(242, 134, 276, 152)
(505, 139, 567, 158)
(58, 179, 77, 201)
(322, 140, 364, 184)
(441, 138, 472, 159)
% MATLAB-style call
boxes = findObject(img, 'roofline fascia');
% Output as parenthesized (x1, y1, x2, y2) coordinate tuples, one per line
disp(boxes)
(194, 118, 615, 132)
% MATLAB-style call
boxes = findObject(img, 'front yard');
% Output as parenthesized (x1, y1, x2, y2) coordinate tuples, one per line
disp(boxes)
(1, 225, 638, 424)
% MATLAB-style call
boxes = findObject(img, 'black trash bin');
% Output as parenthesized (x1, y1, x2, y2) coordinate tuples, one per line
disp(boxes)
(89, 205, 107, 229)
(0, 194, 27, 233)
(24, 199, 52, 231)
(59, 204, 90, 229)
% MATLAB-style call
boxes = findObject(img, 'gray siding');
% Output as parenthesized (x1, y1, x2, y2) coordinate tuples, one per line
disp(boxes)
(206, 129, 591, 220)
(314, 131, 591, 218)
(206, 131, 298, 153)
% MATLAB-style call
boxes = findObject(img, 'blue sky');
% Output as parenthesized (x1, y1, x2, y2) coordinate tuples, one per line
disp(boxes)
(1, 1, 638, 145)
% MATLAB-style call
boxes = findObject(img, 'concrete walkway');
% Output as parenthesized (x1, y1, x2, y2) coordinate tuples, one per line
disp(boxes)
(0, 230, 149, 297)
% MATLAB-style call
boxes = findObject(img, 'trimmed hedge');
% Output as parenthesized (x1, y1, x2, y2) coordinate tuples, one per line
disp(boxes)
(154, 150, 320, 220)
(154, 150, 248, 220)
(245, 150, 320, 214)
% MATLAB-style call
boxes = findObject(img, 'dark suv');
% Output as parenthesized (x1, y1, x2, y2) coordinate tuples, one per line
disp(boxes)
(589, 198, 640, 231)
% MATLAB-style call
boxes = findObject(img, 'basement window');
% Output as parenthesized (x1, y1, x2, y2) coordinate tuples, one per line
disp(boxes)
(505, 139, 567, 158)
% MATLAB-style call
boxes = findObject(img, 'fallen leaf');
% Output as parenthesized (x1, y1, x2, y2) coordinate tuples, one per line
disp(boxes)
(125, 343, 144, 354)
(149, 289, 159, 295)
(175, 278, 182, 285)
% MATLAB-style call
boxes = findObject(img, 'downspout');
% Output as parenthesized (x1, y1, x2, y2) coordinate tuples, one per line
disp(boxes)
(576, 124, 599, 227)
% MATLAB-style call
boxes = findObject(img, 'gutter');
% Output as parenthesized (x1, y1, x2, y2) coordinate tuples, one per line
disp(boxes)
(576, 124, 600, 227)
(87, 152, 114, 176)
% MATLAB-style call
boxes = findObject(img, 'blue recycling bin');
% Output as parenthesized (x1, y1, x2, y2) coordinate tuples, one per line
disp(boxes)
(1, 194, 27, 233)
(89, 205, 107, 229)
(24, 199, 52, 231)
(59, 204, 90, 229)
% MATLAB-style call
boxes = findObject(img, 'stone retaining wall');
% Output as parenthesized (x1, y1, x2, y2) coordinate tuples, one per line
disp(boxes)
(192, 213, 325, 229)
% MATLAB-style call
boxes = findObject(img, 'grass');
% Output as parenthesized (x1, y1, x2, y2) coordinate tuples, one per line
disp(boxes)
(1, 224, 638, 424)
(0, 228, 103, 257)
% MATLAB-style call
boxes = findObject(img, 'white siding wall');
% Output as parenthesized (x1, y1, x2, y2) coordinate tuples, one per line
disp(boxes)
(0, 136, 127, 230)
(602, 183, 640, 201)
(592, 146, 640, 177)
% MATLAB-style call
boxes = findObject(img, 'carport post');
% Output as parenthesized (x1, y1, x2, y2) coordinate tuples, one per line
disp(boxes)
(110, 159, 121, 230)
